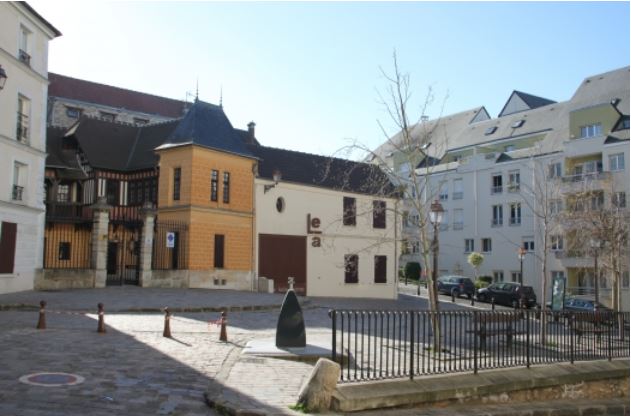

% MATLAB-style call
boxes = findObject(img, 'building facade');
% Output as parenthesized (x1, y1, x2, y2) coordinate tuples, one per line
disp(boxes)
(253, 143, 398, 299)
(377, 67, 629, 311)
(0, 2, 60, 293)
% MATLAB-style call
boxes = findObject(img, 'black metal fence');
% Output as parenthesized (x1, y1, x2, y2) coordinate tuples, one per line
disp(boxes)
(329, 309, 630, 383)
(152, 220, 188, 270)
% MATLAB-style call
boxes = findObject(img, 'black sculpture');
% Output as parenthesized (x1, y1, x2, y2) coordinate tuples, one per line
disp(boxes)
(275, 277, 306, 348)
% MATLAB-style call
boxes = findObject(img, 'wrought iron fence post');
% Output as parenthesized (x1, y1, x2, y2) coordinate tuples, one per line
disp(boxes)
(409, 311, 415, 380)
(473, 311, 478, 374)
(607, 315, 612, 362)
(570, 314, 575, 364)
(526, 309, 530, 368)
(331, 309, 337, 364)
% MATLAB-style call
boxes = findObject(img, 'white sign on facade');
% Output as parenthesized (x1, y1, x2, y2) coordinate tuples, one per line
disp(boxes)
(166, 232, 175, 248)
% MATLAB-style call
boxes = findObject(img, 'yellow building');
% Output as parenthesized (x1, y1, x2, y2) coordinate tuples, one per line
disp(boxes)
(156, 101, 257, 290)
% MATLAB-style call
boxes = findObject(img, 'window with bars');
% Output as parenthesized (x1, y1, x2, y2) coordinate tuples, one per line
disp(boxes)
(344, 254, 358, 283)
(374, 255, 387, 283)
(211, 170, 218, 202)
(343, 197, 356, 226)
(173, 168, 181, 201)
(373, 200, 386, 229)
(223, 172, 230, 203)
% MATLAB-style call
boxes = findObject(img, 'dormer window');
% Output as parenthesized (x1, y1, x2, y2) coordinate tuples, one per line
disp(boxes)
(66, 107, 82, 119)
(484, 126, 497, 135)
(511, 120, 525, 128)
(100, 111, 116, 122)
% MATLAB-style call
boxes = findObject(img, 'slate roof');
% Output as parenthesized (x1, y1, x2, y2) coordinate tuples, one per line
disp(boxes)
(48, 73, 188, 118)
(160, 100, 256, 159)
(252, 145, 396, 197)
(54, 118, 179, 172)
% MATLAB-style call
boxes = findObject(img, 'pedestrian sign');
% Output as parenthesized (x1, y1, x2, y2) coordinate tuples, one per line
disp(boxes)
(166, 232, 175, 248)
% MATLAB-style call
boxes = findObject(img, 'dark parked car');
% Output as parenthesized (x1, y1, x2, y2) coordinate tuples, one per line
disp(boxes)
(476, 282, 537, 308)
(437, 275, 475, 299)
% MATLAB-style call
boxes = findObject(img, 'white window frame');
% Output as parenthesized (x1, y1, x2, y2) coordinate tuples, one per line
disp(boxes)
(510, 202, 521, 225)
(550, 235, 564, 251)
(453, 178, 463, 200)
(579, 123, 603, 139)
(548, 162, 562, 179)
(609, 153, 625, 171)
(493, 270, 504, 282)
(508, 170, 520, 192)
(482, 238, 492, 253)
(492, 204, 503, 226)
(453, 209, 463, 230)
(464, 239, 474, 253)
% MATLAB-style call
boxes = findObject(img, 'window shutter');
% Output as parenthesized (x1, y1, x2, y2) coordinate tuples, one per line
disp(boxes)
(0, 222, 17, 273)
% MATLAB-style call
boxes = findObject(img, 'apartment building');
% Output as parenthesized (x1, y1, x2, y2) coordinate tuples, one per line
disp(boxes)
(0, 2, 60, 293)
(377, 67, 629, 311)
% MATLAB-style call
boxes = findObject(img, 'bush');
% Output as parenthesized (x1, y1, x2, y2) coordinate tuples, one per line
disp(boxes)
(475, 275, 493, 290)
(404, 262, 421, 282)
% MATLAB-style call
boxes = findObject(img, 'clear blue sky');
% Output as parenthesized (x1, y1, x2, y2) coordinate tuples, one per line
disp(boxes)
(32, 1, 630, 157)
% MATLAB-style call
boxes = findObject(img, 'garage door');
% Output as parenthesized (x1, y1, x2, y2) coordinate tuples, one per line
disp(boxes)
(258, 234, 307, 295)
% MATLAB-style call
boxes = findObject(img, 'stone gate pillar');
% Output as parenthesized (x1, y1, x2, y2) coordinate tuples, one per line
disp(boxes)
(139, 202, 156, 287)
(90, 197, 110, 288)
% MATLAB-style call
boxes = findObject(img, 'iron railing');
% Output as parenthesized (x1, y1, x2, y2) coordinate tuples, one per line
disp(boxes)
(152, 220, 188, 270)
(330, 309, 629, 383)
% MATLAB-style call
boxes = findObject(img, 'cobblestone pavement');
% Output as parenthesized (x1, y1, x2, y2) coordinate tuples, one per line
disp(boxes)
(0, 288, 448, 416)
(0, 287, 591, 416)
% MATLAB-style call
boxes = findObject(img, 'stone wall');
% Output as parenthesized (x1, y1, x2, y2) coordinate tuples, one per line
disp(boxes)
(35, 269, 96, 290)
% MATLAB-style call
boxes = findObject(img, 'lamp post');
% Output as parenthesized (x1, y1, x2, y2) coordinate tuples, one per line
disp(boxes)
(429, 200, 444, 304)
(589, 238, 600, 307)
(0, 65, 7, 90)
(263, 169, 282, 193)
(517, 246, 526, 308)
(517, 247, 526, 287)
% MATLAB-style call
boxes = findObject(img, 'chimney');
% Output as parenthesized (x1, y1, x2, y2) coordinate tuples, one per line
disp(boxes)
(247, 121, 256, 144)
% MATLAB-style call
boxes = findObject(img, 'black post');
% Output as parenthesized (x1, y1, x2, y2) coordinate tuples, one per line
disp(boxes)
(594, 250, 600, 307)
(526, 309, 530, 368)
(409, 311, 415, 380)
(570, 315, 575, 364)
(491, 297, 495, 311)
(331, 310, 337, 363)
(473, 311, 478, 374)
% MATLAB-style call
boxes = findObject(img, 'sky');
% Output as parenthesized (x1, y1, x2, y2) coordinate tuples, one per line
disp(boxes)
(31, 1, 630, 158)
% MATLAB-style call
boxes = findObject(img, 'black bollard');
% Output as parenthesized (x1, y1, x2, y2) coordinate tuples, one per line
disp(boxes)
(219, 311, 227, 342)
(36, 300, 46, 330)
(471, 296, 475, 306)
(451, 291, 456, 303)
(163, 307, 172, 338)
(491, 297, 495, 311)
(97, 303, 106, 333)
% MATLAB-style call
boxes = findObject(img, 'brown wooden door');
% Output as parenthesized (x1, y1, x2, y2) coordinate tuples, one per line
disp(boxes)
(258, 234, 307, 295)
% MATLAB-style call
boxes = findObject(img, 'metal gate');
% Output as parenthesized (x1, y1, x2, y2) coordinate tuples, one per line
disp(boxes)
(106, 221, 142, 286)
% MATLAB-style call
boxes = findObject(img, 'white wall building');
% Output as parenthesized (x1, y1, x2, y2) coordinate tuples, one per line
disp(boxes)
(251, 142, 399, 299)
(375, 67, 629, 310)
(0, 2, 60, 293)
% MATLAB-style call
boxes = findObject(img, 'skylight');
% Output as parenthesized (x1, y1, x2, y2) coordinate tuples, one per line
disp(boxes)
(484, 126, 497, 135)
(512, 120, 525, 128)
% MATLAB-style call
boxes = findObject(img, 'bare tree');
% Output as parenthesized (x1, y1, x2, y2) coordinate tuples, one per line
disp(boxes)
(328, 51, 450, 349)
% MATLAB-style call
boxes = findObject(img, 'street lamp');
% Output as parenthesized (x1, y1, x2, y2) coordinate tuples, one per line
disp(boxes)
(0, 65, 7, 90)
(517, 247, 526, 287)
(428, 200, 444, 302)
(263, 169, 282, 193)
(589, 238, 601, 307)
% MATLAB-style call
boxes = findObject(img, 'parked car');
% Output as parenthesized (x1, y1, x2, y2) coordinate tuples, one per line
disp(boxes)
(436, 275, 475, 299)
(476, 282, 537, 308)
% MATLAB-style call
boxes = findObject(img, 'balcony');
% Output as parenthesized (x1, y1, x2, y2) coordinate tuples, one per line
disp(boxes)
(561, 171, 610, 183)
(491, 219, 503, 227)
(18, 49, 31, 66)
(491, 186, 502, 195)
(46, 202, 91, 222)
(11, 185, 23, 201)
(507, 184, 520, 193)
